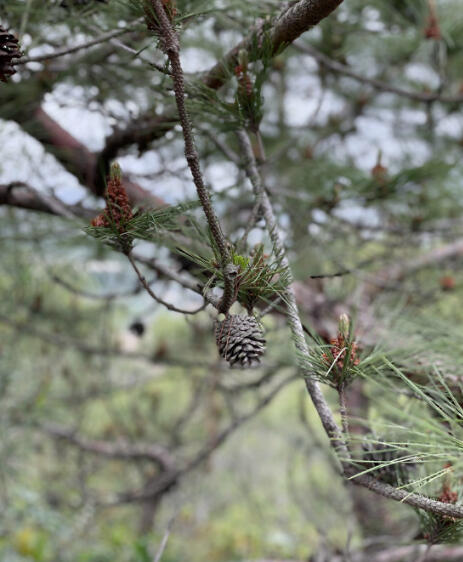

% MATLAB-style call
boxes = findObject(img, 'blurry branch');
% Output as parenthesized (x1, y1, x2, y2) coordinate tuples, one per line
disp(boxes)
(294, 42, 463, 104)
(169, 375, 211, 442)
(236, 128, 463, 519)
(38, 422, 176, 471)
(359, 238, 463, 304)
(98, 113, 177, 177)
(198, 126, 240, 165)
(189, 372, 296, 463)
(112, 372, 297, 505)
(242, 558, 304, 562)
(49, 272, 147, 301)
(18, 20, 144, 64)
(126, 253, 207, 315)
(0, 312, 210, 367)
(0, 182, 95, 219)
(216, 367, 283, 395)
(377, 239, 463, 286)
(132, 254, 221, 309)
(35, 108, 166, 203)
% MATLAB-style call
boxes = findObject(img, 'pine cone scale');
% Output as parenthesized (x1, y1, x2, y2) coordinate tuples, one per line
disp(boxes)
(0, 27, 21, 83)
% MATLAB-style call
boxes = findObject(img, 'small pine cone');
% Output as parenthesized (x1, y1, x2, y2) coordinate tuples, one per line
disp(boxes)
(215, 314, 265, 368)
(0, 26, 21, 83)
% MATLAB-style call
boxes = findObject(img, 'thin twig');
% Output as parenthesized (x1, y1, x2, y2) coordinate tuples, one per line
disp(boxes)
(49, 272, 146, 301)
(198, 126, 241, 165)
(132, 253, 221, 309)
(153, 516, 175, 562)
(417, 543, 433, 562)
(237, 127, 347, 453)
(18, 21, 144, 65)
(237, 198, 263, 252)
(127, 252, 206, 315)
(339, 384, 350, 439)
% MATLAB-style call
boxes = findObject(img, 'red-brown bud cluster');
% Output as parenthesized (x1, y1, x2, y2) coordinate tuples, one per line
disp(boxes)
(91, 168, 133, 232)
(439, 483, 458, 505)
(371, 152, 388, 186)
(440, 275, 456, 291)
(424, 13, 441, 40)
(322, 332, 360, 375)
(424, 1, 441, 40)
(234, 64, 253, 100)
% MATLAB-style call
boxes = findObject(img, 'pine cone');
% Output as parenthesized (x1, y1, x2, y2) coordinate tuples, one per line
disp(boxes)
(0, 26, 21, 83)
(215, 314, 265, 368)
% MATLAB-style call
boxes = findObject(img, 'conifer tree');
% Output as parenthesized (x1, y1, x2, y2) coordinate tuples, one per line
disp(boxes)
(2, 0, 463, 560)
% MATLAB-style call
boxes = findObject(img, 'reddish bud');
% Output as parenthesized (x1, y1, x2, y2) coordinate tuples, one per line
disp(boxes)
(424, 1, 441, 40)
(440, 276, 456, 291)
(371, 151, 388, 185)
(91, 163, 133, 233)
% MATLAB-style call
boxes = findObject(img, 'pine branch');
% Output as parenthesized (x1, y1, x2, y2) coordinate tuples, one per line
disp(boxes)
(236, 128, 347, 454)
(236, 128, 463, 520)
(149, 0, 234, 314)
(38, 422, 176, 470)
(18, 20, 144, 65)
(204, 0, 345, 89)
(97, 0, 345, 169)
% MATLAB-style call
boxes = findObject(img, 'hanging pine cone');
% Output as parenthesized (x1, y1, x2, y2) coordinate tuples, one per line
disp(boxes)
(215, 314, 265, 368)
(0, 26, 21, 83)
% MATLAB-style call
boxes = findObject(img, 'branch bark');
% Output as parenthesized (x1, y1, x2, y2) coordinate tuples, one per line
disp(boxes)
(204, 0, 344, 89)
(39, 422, 176, 471)
(0, 182, 95, 218)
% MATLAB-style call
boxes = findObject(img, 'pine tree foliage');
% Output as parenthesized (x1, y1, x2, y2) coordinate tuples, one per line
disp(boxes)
(3, 0, 463, 559)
